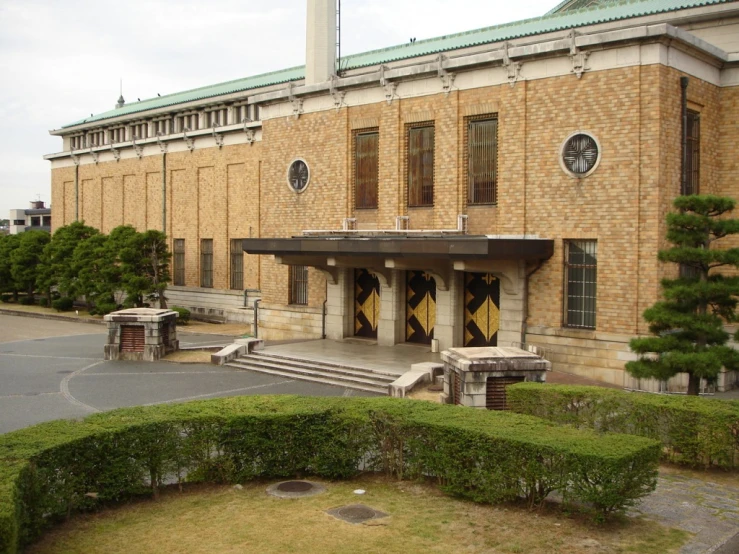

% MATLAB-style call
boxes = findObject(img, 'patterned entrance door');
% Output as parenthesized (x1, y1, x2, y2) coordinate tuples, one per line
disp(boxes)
(406, 271, 436, 344)
(464, 272, 500, 347)
(355, 269, 380, 338)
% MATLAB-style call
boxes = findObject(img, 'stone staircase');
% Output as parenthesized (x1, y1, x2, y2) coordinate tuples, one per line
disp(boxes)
(226, 350, 397, 394)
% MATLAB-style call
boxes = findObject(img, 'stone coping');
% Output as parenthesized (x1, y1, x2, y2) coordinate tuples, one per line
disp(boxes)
(442, 346, 551, 372)
(104, 308, 178, 323)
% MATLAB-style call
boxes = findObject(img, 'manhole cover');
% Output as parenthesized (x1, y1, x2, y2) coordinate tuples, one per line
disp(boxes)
(327, 504, 389, 524)
(266, 480, 326, 499)
(277, 480, 313, 493)
(339, 506, 376, 520)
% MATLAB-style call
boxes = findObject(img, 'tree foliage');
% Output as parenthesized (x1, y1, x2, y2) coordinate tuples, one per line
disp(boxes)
(0, 234, 21, 299)
(2, 223, 172, 312)
(36, 221, 99, 302)
(10, 231, 50, 297)
(626, 195, 739, 395)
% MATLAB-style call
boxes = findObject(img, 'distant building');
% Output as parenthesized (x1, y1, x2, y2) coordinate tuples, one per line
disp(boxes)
(9, 201, 52, 235)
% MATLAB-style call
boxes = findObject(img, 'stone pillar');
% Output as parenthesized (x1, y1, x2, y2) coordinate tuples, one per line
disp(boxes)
(434, 272, 460, 351)
(497, 261, 526, 347)
(378, 270, 401, 346)
(325, 268, 350, 340)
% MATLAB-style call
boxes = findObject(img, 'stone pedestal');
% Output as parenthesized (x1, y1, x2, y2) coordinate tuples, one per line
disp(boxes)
(104, 308, 179, 361)
(441, 346, 550, 409)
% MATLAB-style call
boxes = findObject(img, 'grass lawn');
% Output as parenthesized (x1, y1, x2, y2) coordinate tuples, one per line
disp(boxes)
(27, 475, 688, 554)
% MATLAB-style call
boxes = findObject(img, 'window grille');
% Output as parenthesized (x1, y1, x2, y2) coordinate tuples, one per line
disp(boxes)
(407, 124, 434, 207)
(564, 240, 597, 329)
(230, 238, 244, 290)
(467, 117, 498, 205)
(685, 110, 700, 195)
(290, 265, 308, 305)
(354, 130, 379, 209)
(200, 239, 213, 288)
(173, 239, 185, 286)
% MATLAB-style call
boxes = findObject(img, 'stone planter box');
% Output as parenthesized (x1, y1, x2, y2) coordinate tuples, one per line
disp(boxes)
(441, 346, 550, 409)
(103, 308, 179, 361)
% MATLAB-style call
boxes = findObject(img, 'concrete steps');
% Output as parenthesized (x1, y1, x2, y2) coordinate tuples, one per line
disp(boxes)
(226, 351, 397, 394)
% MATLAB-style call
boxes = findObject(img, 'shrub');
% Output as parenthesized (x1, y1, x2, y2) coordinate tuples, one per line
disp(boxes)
(92, 302, 117, 316)
(171, 306, 190, 325)
(0, 294, 12, 303)
(0, 396, 660, 552)
(18, 296, 34, 306)
(37, 297, 48, 307)
(507, 383, 739, 468)
(51, 297, 74, 312)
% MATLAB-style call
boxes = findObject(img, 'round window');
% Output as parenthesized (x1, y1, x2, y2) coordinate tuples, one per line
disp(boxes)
(560, 132, 601, 178)
(287, 158, 310, 193)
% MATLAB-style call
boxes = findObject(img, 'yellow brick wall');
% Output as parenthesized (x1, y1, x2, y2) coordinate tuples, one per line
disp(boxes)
(48, 65, 730, 363)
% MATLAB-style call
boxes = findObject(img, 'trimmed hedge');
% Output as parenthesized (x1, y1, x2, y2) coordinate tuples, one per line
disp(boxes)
(507, 383, 739, 469)
(171, 306, 190, 325)
(0, 396, 660, 553)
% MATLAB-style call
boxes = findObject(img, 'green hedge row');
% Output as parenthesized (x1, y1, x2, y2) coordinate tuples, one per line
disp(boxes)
(0, 395, 661, 553)
(507, 383, 739, 469)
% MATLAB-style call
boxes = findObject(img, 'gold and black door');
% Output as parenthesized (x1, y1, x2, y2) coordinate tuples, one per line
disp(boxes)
(464, 272, 500, 347)
(406, 271, 436, 344)
(355, 269, 380, 338)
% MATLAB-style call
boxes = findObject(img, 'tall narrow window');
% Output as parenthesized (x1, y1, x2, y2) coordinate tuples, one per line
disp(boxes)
(407, 124, 434, 207)
(564, 240, 597, 329)
(355, 130, 379, 209)
(290, 265, 308, 305)
(685, 109, 700, 195)
(467, 117, 498, 204)
(230, 238, 244, 290)
(173, 239, 185, 286)
(200, 239, 213, 288)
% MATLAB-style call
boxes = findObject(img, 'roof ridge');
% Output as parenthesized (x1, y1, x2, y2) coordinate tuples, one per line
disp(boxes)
(61, 0, 732, 129)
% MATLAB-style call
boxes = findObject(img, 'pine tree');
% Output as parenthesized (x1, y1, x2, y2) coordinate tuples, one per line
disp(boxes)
(626, 195, 739, 395)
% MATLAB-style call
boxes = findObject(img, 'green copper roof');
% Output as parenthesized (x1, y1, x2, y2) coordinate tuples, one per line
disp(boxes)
(62, 0, 732, 130)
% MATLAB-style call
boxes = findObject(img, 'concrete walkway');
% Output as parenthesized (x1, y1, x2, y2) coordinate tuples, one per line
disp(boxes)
(631, 471, 739, 554)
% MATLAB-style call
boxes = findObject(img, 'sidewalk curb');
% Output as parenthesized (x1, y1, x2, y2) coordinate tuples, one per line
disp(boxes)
(0, 307, 104, 326)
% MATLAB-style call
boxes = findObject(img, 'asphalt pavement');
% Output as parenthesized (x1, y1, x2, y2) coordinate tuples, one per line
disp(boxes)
(0, 314, 373, 434)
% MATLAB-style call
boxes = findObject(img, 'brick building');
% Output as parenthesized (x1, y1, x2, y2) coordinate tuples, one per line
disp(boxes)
(45, 0, 739, 388)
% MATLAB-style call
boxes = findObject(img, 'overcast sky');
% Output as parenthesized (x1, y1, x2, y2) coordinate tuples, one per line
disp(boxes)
(0, 0, 556, 219)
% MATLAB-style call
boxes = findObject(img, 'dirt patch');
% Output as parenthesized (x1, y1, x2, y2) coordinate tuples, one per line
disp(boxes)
(407, 385, 443, 403)
(163, 350, 213, 364)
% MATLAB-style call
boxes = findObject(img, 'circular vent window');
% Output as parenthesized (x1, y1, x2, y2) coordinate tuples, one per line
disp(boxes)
(287, 158, 310, 193)
(560, 132, 601, 178)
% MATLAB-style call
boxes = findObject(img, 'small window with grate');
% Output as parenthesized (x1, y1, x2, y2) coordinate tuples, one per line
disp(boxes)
(173, 239, 185, 286)
(564, 240, 597, 329)
(230, 239, 244, 290)
(407, 124, 434, 207)
(467, 116, 498, 205)
(200, 239, 213, 288)
(290, 265, 308, 305)
(354, 129, 379, 209)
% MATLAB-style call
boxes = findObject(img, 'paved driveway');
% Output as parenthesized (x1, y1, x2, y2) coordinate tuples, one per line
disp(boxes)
(0, 314, 373, 434)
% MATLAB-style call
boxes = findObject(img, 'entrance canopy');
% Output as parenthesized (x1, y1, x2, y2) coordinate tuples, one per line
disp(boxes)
(242, 235, 553, 262)
(242, 234, 554, 291)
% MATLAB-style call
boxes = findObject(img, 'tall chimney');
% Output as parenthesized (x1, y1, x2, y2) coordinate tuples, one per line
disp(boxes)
(305, 0, 336, 85)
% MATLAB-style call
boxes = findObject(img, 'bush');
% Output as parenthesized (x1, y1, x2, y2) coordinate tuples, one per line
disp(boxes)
(37, 297, 48, 307)
(0, 396, 660, 552)
(507, 383, 739, 469)
(171, 306, 190, 325)
(0, 294, 12, 303)
(18, 296, 34, 306)
(51, 297, 74, 312)
(92, 302, 117, 316)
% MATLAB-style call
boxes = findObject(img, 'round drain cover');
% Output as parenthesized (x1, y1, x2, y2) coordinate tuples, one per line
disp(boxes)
(276, 480, 313, 493)
(338, 506, 376, 520)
